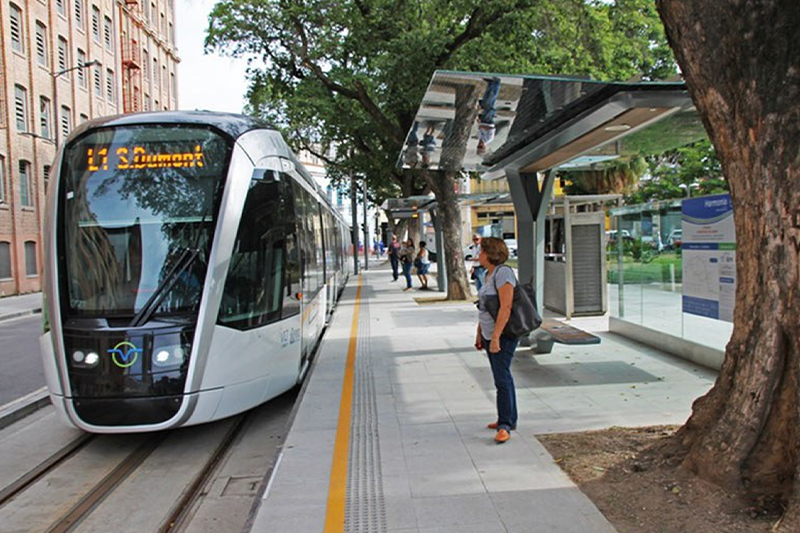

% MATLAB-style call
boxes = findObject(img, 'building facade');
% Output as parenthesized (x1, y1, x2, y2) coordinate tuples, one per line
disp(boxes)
(0, 0, 178, 296)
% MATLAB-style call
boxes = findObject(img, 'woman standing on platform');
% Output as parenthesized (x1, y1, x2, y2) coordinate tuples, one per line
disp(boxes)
(474, 237, 518, 444)
(399, 239, 415, 291)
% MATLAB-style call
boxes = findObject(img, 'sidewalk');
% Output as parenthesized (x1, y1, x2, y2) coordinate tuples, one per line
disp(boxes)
(0, 292, 42, 323)
(249, 263, 716, 532)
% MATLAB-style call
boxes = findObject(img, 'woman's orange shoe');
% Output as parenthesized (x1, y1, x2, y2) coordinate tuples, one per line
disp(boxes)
(494, 429, 510, 444)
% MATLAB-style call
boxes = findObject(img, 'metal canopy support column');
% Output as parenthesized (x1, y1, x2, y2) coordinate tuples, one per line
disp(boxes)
(430, 209, 447, 292)
(506, 168, 556, 312)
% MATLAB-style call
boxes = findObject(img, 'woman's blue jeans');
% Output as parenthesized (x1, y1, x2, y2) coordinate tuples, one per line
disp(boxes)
(402, 262, 413, 288)
(484, 335, 519, 431)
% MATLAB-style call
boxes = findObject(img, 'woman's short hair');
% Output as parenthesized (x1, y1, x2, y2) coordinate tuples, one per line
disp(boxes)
(480, 237, 509, 265)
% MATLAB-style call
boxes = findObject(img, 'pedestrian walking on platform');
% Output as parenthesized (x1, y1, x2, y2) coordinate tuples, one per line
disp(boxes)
(387, 235, 401, 281)
(399, 239, 415, 291)
(473, 237, 518, 444)
(469, 234, 486, 291)
(415, 241, 431, 290)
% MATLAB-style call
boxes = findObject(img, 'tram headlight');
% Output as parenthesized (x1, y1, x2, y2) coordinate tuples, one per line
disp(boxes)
(152, 345, 187, 368)
(71, 349, 100, 368)
(84, 352, 100, 367)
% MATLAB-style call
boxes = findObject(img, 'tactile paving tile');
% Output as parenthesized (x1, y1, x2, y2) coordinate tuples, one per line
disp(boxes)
(345, 285, 388, 533)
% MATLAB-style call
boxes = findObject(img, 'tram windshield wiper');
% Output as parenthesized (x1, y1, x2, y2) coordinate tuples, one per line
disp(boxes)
(130, 247, 200, 328)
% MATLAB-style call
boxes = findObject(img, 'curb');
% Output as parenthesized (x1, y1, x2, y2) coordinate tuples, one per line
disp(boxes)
(0, 387, 51, 431)
(0, 308, 42, 323)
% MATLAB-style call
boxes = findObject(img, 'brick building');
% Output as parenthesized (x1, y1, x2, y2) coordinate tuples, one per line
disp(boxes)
(0, 0, 179, 296)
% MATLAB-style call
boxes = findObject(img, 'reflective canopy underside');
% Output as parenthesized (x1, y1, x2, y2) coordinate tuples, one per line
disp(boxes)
(399, 71, 707, 177)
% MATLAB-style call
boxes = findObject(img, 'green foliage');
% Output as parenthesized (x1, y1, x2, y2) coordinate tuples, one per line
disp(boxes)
(205, 0, 676, 207)
(625, 139, 729, 204)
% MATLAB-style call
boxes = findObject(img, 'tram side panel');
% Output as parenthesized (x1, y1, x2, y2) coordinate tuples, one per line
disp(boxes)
(196, 169, 304, 421)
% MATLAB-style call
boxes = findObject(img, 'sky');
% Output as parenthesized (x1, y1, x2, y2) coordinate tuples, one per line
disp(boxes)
(175, 0, 250, 113)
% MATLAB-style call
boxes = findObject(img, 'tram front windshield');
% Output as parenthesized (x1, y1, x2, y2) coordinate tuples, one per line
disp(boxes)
(60, 125, 231, 320)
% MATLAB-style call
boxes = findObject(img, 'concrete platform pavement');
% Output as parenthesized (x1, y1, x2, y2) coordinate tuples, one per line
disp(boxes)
(249, 264, 717, 533)
(0, 292, 42, 323)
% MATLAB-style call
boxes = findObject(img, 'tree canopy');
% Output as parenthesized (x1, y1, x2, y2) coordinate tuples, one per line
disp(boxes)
(206, 0, 676, 206)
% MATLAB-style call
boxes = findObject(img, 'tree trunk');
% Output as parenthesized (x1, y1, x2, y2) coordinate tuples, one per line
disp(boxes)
(425, 169, 471, 300)
(421, 81, 481, 300)
(656, 1, 800, 525)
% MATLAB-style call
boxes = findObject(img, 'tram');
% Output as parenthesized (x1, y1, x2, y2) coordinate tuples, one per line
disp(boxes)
(40, 111, 352, 433)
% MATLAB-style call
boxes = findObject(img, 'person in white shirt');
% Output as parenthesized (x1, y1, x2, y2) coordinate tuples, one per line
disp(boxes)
(468, 234, 487, 290)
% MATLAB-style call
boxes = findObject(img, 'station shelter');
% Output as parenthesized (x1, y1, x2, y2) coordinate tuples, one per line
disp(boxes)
(398, 71, 716, 356)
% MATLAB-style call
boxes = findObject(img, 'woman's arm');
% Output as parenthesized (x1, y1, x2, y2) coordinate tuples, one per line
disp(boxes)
(489, 283, 514, 353)
(475, 324, 483, 350)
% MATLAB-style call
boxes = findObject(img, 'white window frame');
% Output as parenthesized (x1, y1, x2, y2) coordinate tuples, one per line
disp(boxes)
(10, 3, 24, 54)
(14, 85, 28, 133)
(35, 21, 48, 66)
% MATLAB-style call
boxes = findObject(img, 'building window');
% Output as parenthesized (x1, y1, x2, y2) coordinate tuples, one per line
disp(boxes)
(19, 160, 32, 207)
(171, 72, 176, 98)
(79, 113, 88, 123)
(160, 12, 165, 34)
(144, 94, 150, 111)
(10, 3, 24, 53)
(61, 106, 71, 139)
(149, 2, 155, 23)
(40, 96, 51, 139)
(161, 65, 166, 93)
(35, 22, 48, 66)
(58, 37, 69, 77)
(153, 58, 159, 89)
(106, 69, 115, 101)
(169, 22, 174, 45)
(0, 242, 11, 279)
(91, 5, 100, 42)
(142, 49, 149, 82)
(25, 241, 37, 276)
(56, 0, 65, 16)
(94, 68, 102, 97)
(43, 165, 51, 193)
(14, 85, 28, 133)
(74, 0, 85, 31)
(77, 49, 87, 87)
(0, 155, 6, 204)
(104, 16, 113, 51)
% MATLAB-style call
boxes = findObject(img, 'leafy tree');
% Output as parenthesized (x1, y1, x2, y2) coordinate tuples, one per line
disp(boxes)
(624, 139, 728, 204)
(657, 2, 800, 529)
(206, 0, 674, 298)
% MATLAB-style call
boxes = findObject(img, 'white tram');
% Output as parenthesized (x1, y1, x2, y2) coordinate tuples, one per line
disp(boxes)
(40, 111, 352, 433)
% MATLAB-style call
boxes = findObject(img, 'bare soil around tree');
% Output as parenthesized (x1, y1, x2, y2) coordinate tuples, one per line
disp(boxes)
(538, 426, 784, 533)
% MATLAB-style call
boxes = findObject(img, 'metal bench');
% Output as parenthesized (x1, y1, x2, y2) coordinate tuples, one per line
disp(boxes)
(530, 319, 601, 354)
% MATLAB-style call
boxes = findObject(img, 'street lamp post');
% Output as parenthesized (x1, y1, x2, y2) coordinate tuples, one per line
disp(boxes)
(52, 60, 102, 147)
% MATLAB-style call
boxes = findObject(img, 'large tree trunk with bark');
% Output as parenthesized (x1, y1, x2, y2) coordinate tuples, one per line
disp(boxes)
(422, 81, 482, 300)
(425, 170, 471, 300)
(656, 1, 800, 526)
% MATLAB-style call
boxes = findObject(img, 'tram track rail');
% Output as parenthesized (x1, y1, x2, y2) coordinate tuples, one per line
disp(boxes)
(158, 413, 250, 533)
(0, 433, 95, 508)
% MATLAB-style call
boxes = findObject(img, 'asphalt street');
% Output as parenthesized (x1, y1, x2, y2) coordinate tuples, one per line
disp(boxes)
(0, 315, 46, 406)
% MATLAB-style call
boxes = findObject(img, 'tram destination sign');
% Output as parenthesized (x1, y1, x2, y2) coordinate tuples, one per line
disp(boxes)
(86, 144, 205, 172)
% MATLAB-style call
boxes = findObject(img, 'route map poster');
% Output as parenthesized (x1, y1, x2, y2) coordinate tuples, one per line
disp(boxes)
(681, 193, 736, 322)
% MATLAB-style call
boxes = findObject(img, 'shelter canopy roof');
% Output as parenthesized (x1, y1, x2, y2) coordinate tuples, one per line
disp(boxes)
(399, 71, 707, 177)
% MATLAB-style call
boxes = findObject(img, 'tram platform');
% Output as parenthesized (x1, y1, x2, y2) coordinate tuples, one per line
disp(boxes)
(249, 263, 716, 533)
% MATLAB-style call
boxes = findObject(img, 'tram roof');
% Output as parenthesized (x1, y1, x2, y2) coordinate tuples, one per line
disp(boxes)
(73, 110, 274, 140)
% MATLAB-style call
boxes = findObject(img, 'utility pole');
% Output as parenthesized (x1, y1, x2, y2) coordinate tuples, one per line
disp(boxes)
(363, 189, 369, 271)
(350, 174, 359, 275)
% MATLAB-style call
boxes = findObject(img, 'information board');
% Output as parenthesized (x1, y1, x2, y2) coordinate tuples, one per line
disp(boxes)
(681, 193, 736, 322)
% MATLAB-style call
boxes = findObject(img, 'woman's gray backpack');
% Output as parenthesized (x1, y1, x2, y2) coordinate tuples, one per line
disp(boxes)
(484, 266, 543, 339)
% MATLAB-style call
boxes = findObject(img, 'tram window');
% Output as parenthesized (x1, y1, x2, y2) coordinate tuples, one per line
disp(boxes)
(219, 170, 291, 330)
(291, 182, 319, 298)
(280, 176, 300, 318)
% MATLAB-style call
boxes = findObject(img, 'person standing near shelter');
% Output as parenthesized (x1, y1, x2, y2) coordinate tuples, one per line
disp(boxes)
(399, 239, 415, 291)
(473, 237, 518, 444)
(415, 241, 431, 290)
(469, 235, 487, 291)
(387, 235, 401, 281)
